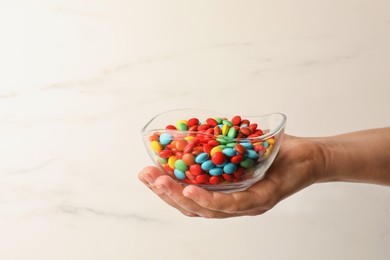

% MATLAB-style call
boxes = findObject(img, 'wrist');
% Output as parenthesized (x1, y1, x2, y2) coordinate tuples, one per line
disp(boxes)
(308, 138, 337, 183)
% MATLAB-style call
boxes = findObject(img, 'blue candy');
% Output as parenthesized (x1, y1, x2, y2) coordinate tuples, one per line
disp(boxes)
(222, 148, 237, 157)
(201, 160, 215, 170)
(174, 169, 186, 180)
(209, 168, 223, 176)
(195, 153, 209, 164)
(223, 163, 237, 174)
(246, 149, 259, 159)
(159, 133, 172, 146)
(241, 142, 253, 149)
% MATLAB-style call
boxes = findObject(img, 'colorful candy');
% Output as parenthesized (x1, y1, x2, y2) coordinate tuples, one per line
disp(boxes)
(148, 115, 275, 185)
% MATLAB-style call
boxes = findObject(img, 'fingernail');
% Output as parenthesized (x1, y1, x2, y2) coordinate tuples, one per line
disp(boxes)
(144, 175, 154, 184)
(183, 189, 197, 200)
(156, 184, 169, 194)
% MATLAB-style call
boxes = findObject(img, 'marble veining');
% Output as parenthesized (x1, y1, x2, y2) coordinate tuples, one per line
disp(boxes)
(0, 1, 389, 260)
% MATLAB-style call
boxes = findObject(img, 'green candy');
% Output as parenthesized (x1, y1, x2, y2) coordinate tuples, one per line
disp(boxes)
(227, 127, 237, 138)
(215, 117, 223, 124)
(222, 120, 234, 126)
(240, 158, 254, 168)
(157, 157, 168, 164)
(216, 137, 234, 145)
(174, 159, 188, 172)
(226, 142, 238, 148)
(177, 123, 188, 131)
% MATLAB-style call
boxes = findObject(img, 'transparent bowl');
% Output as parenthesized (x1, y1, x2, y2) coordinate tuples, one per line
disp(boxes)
(141, 109, 286, 193)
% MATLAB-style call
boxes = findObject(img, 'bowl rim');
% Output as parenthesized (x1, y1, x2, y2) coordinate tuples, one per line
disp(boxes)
(141, 108, 287, 141)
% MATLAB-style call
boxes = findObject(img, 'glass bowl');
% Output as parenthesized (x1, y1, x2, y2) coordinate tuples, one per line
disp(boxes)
(141, 109, 286, 193)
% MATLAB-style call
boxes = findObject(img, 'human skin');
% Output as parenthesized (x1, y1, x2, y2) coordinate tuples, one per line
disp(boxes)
(138, 128, 390, 218)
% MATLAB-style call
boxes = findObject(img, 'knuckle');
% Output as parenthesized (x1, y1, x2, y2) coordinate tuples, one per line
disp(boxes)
(224, 204, 239, 214)
(202, 212, 216, 219)
(182, 211, 198, 217)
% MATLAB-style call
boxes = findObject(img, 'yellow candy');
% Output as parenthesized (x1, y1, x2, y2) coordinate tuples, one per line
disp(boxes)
(267, 138, 275, 145)
(184, 136, 194, 141)
(168, 156, 177, 169)
(175, 120, 187, 129)
(210, 146, 222, 156)
(151, 141, 162, 153)
(222, 124, 230, 136)
(263, 145, 273, 158)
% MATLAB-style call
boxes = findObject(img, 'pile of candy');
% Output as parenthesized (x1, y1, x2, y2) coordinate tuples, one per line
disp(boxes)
(148, 116, 275, 185)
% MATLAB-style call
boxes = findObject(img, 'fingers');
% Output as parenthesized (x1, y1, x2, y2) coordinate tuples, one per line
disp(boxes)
(138, 166, 197, 217)
(182, 178, 278, 215)
(139, 166, 279, 218)
(155, 176, 234, 218)
(138, 166, 163, 188)
(138, 167, 236, 218)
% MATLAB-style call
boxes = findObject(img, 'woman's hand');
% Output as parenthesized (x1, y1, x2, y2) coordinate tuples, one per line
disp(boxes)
(138, 135, 324, 218)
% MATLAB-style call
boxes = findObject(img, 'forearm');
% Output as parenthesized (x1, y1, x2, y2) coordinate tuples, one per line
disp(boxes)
(314, 128, 390, 185)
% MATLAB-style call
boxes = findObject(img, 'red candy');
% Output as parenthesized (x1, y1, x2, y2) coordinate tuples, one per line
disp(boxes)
(233, 167, 245, 178)
(231, 154, 243, 164)
(240, 127, 252, 136)
(203, 144, 213, 154)
(189, 125, 198, 132)
(190, 164, 203, 175)
(222, 173, 233, 181)
(206, 118, 218, 127)
(187, 118, 199, 127)
(196, 174, 209, 184)
(231, 115, 241, 125)
(209, 176, 223, 185)
(214, 126, 221, 136)
(234, 144, 246, 154)
(207, 139, 219, 146)
(149, 115, 275, 186)
(198, 124, 210, 131)
(211, 152, 225, 165)
(158, 150, 173, 158)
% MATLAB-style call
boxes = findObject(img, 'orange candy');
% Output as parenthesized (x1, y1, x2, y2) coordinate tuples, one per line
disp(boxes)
(182, 153, 195, 165)
(175, 139, 188, 151)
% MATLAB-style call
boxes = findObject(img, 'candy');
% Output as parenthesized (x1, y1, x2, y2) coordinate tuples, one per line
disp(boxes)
(189, 164, 203, 175)
(210, 146, 223, 156)
(209, 176, 223, 185)
(175, 139, 188, 151)
(148, 115, 276, 185)
(159, 133, 172, 145)
(195, 153, 209, 164)
(223, 163, 237, 174)
(231, 115, 241, 125)
(151, 141, 162, 153)
(174, 169, 186, 180)
(201, 160, 215, 170)
(175, 159, 188, 172)
(168, 156, 177, 169)
(211, 151, 226, 165)
(222, 148, 236, 157)
(222, 124, 230, 135)
(206, 118, 218, 127)
(187, 118, 199, 127)
(182, 153, 195, 165)
(209, 168, 223, 176)
(158, 150, 173, 158)
(227, 127, 237, 138)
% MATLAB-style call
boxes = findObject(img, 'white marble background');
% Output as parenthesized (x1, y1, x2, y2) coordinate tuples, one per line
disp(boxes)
(0, 0, 389, 259)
